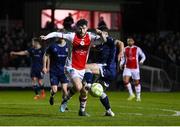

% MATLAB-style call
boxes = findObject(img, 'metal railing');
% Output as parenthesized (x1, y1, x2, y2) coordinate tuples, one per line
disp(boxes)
(146, 55, 180, 90)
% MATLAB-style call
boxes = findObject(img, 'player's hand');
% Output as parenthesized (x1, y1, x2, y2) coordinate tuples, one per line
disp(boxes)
(40, 35, 47, 40)
(92, 44, 96, 48)
(42, 67, 48, 74)
(95, 29, 102, 35)
(10, 51, 15, 56)
(139, 60, 144, 65)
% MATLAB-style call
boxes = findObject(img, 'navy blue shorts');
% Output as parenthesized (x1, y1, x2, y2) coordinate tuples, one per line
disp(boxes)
(50, 73, 69, 86)
(101, 66, 116, 80)
(97, 65, 116, 88)
(31, 69, 43, 79)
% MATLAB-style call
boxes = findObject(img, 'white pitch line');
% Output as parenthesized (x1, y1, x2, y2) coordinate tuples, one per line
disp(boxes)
(161, 109, 180, 116)
(1, 102, 180, 117)
(113, 105, 180, 117)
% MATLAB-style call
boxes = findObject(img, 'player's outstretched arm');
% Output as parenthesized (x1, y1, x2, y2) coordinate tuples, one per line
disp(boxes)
(40, 32, 73, 41)
(10, 50, 29, 56)
(40, 32, 62, 40)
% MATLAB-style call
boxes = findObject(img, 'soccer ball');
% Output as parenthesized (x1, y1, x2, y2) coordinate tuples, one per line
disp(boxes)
(90, 83, 103, 97)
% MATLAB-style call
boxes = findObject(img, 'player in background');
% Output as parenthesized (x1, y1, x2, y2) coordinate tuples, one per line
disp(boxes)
(43, 35, 69, 106)
(84, 26, 124, 116)
(120, 37, 146, 101)
(10, 37, 46, 100)
(40, 19, 100, 116)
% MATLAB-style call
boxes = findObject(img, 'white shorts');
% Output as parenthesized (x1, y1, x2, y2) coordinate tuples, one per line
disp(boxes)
(123, 68, 140, 80)
(64, 66, 85, 81)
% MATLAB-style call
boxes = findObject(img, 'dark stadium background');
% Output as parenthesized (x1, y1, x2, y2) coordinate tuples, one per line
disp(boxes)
(0, 0, 180, 91)
(0, 0, 180, 126)
(1, 0, 180, 31)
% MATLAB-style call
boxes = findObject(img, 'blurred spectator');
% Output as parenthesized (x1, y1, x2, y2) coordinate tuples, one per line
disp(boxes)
(98, 16, 107, 28)
(45, 21, 57, 32)
(128, 31, 180, 66)
(0, 23, 180, 68)
(176, 50, 180, 65)
(0, 25, 31, 68)
(63, 13, 74, 31)
(168, 48, 176, 63)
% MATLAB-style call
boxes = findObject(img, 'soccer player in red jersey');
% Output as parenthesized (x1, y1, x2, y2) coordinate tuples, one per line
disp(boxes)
(40, 19, 100, 116)
(120, 37, 146, 101)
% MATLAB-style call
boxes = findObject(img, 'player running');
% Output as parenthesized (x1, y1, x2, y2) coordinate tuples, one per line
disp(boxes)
(40, 19, 100, 116)
(10, 37, 46, 100)
(84, 25, 124, 116)
(120, 37, 146, 101)
(43, 36, 69, 106)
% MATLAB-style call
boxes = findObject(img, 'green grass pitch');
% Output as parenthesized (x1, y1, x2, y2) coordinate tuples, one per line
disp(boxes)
(0, 90, 180, 126)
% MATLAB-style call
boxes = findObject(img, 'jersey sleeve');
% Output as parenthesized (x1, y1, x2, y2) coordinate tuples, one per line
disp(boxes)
(88, 32, 101, 42)
(45, 32, 75, 42)
(27, 48, 32, 56)
(137, 47, 146, 63)
(106, 36, 115, 46)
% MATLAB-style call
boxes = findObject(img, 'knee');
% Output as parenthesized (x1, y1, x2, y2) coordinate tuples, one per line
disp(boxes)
(52, 86, 58, 93)
(62, 84, 67, 90)
(75, 85, 82, 92)
(134, 80, 140, 86)
(123, 80, 129, 86)
(32, 79, 36, 85)
(38, 80, 42, 85)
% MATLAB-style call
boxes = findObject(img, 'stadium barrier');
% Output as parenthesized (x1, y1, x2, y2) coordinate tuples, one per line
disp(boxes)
(146, 55, 180, 91)
(0, 67, 50, 87)
(140, 65, 172, 92)
(0, 66, 173, 92)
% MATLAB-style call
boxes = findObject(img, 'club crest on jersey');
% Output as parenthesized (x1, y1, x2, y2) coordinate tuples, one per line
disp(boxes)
(80, 41, 84, 45)
(53, 48, 57, 52)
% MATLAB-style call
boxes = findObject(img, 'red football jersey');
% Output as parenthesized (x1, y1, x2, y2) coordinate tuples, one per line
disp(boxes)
(45, 32, 99, 70)
(71, 33, 91, 70)
(124, 45, 145, 69)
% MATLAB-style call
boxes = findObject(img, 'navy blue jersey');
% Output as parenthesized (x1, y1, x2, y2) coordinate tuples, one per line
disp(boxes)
(96, 36, 117, 69)
(27, 47, 44, 71)
(46, 42, 68, 75)
(94, 37, 117, 83)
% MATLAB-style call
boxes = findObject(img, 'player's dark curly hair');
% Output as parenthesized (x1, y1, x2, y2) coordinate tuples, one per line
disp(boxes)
(98, 25, 108, 32)
(76, 19, 88, 27)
